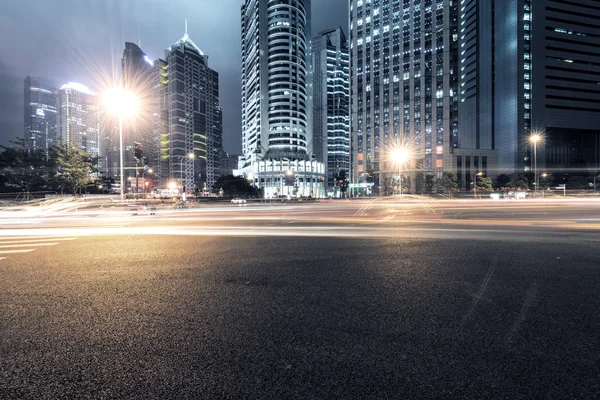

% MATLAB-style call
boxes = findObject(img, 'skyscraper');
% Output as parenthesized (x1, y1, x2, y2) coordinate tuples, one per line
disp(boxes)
(24, 76, 57, 152)
(105, 42, 158, 186)
(460, 0, 600, 177)
(349, 0, 497, 193)
(154, 26, 223, 192)
(56, 82, 100, 160)
(312, 27, 351, 195)
(240, 0, 325, 198)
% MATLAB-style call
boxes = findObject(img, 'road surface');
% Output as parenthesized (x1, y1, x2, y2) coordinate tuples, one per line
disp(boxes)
(1, 197, 599, 398)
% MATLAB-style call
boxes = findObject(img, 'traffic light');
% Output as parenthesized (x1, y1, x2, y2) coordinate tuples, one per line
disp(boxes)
(134, 142, 143, 161)
(142, 156, 149, 168)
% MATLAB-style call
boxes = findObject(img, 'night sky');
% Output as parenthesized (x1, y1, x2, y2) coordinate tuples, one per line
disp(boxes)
(0, 0, 348, 152)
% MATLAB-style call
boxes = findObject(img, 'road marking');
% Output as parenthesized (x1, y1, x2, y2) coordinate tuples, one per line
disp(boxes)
(0, 257, 6, 260)
(0, 238, 77, 244)
(0, 242, 60, 248)
(0, 249, 36, 254)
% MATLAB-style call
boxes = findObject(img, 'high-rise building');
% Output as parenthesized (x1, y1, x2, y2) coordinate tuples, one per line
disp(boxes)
(154, 27, 223, 192)
(24, 76, 57, 152)
(312, 27, 351, 195)
(460, 0, 600, 178)
(219, 151, 241, 177)
(104, 42, 158, 186)
(239, 0, 325, 198)
(349, 0, 497, 194)
(56, 82, 100, 160)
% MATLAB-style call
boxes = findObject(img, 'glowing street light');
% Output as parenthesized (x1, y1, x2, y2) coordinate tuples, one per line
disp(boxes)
(104, 88, 138, 202)
(529, 132, 543, 195)
(473, 172, 483, 199)
(390, 147, 410, 196)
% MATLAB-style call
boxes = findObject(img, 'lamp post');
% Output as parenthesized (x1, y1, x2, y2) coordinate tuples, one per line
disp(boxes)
(143, 168, 153, 196)
(104, 88, 138, 202)
(473, 172, 483, 199)
(391, 147, 410, 197)
(529, 133, 542, 196)
(177, 153, 195, 193)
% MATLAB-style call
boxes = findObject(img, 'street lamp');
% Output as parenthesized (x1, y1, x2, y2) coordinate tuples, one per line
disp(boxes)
(104, 88, 138, 202)
(390, 147, 410, 196)
(143, 168, 153, 196)
(529, 133, 542, 196)
(177, 153, 195, 193)
(473, 172, 483, 199)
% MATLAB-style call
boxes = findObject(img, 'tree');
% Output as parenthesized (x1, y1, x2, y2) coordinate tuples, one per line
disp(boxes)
(213, 175, 258, 197)
(0, 139, 52, 194)
(494, 173, 511, 190)
(415, 173, 426, 194)
(49, 145, 98, 195)
(438, 172, 458, 197)
(425, 174, 435, 193)
(334, 169, 349, 197)
(476, 177, 493, 192)
(506, 176, 530, 190)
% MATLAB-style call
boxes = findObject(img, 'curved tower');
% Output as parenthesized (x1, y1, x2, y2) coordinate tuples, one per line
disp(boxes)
(241, 0, 324, 198)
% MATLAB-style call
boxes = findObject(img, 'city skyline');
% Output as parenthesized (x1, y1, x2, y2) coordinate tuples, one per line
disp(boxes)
(0, 0, 349, 153)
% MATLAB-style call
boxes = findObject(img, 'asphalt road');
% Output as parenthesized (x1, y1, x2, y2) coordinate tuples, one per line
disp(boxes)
(1, 198, 599, 398)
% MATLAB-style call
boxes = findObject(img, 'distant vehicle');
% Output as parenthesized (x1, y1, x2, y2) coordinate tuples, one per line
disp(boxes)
(153, 189, 180, 199)
(231, 198, 247, 204)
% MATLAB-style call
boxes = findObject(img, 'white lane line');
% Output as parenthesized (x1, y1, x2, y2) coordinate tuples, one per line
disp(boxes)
(0, 257, 6, 260)
(0, 242, 60, 248)
(0, 238, 77, 245)
(0, 249, 36, 254)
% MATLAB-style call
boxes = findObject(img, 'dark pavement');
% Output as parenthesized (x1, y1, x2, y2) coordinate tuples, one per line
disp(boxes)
(1, 198, 600, 398)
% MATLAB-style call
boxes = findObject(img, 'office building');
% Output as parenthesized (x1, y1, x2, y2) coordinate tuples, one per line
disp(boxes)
(219, 151, 241, 177)
(24, 76, 57, 152)
(460, 0, 600, 180)
(239, 0, 325, 198)
(56, 82, 100, 160)
(102, 42, 158, 186)
(349, 0, 500, 193)
(312, 27, 351, 195)
(154, 26, 223, 192)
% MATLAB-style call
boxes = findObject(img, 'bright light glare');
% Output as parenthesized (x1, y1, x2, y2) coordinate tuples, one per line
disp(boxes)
(529, 133, 542, 144)
(168, 182, 177, 190)
(188, 153, 195, 159)
(391, 148, 410, 164)
(104, 88, 138, 117)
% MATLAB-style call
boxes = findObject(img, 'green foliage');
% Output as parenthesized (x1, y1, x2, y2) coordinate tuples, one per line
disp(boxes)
(415, 173, 435, 194)
(49, 145, 98, 194)
(213, 175, 258, 197)
(415, 173, 426, 194)
(476, 177, 493, 192)
(494, 173, 511, 189)
(334, 169, 349, 195)
(438, 172, 458, 195)
(506, 176, 530, 190)
(0, 139, 52, 192)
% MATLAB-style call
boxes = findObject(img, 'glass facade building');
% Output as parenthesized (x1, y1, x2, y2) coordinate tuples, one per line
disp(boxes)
(24, 76, 57, 152)
(312, 27, 351, 193)
(460, 0, 600, 176)
(349, 0, 463, 193)
(154, 30, 223, 192)
(56, 82, 100, 161)
(240, 0, 325, 197)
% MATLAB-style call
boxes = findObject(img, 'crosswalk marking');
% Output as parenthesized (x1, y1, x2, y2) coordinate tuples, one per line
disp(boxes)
(0, 237, 77, 245)
(0, 249, 36, 254)
(0, 237, 78, 260)
(0, 242, 60, 248)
